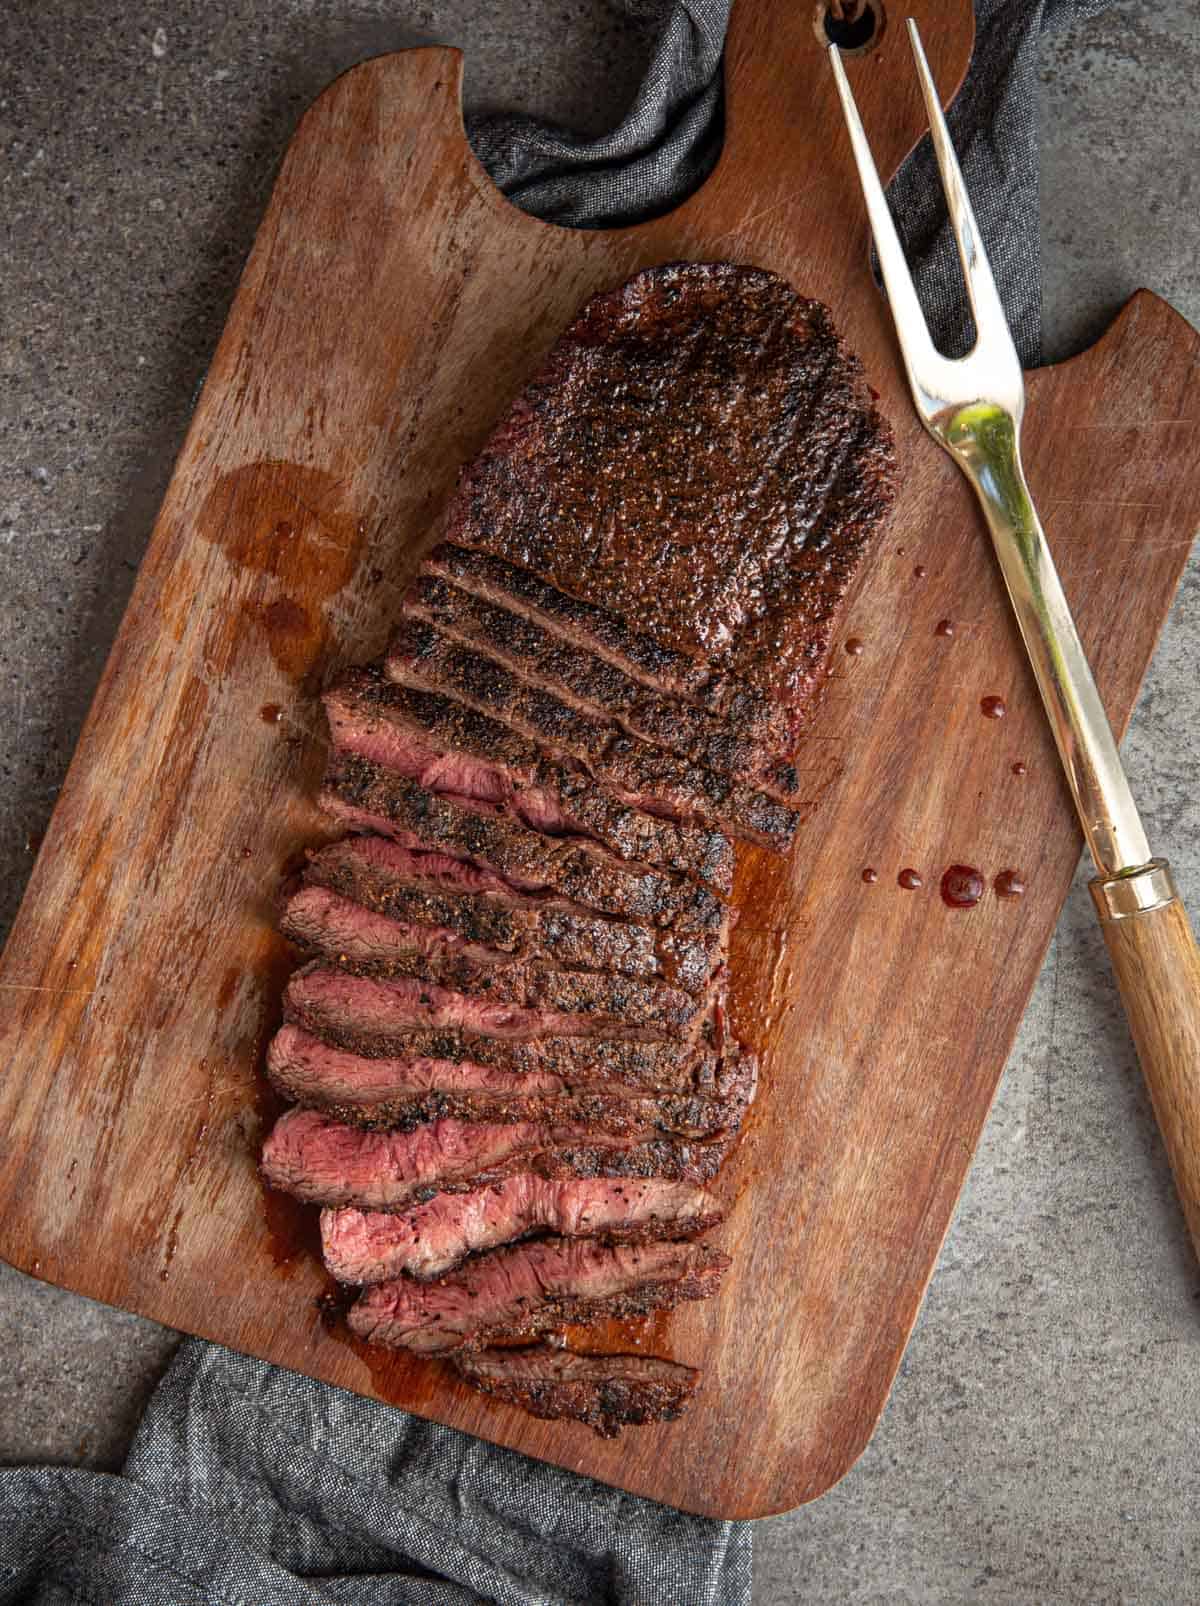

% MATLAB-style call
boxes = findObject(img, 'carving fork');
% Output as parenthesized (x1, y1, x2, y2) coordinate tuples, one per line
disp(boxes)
(830, 22, 1200, 1262)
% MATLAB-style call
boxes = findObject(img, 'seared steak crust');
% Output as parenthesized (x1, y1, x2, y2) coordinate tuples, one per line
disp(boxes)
(453, 1345, 701, 1437)
(348, 1238, 730, 1352)
(326, 666, 735, 891)
(321, 753, 725, 933)
(300, 834, 722, 993)
(386, 621, 800, 852)
(425, 541, 786, 745)
(404, 572, 798, 796)
(283, 963, 708, 1045)
(321, 1178, 723, 1281)
(268, 1022, 742, 1104)
(279, 895, 705, 1033)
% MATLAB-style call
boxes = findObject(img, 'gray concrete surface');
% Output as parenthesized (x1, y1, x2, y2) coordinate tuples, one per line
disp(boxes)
(1, 1, 1198, 1599)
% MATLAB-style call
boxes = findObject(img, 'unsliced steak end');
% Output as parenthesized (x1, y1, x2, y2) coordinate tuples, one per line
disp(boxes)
(441, 261, 897, 714)
(453, 1345, 701, 1436)
(261, 1107, 734, 1210)
(348, 1237, 730, 1352)
(321, 1176, 724, 1282)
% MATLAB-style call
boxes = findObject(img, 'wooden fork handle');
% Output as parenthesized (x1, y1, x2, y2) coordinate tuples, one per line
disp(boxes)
(1092, 861, 1200, 1259)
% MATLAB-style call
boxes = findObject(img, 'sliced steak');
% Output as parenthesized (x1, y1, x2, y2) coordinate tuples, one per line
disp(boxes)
(404, 572, 802, 800)
(268, 1023, 744, 1107)
(426, 542, 787, 747)
(385, 621, 800, 852)
(283, 962, 707, 1045)
(440, 261, 897, 715)
(321, 752, 725, 933)
(261, 1107, 734, 1209)
(326, 667, 734, 892)
(453, 1345, 700, 1436)
(301, 834, 721, 993)
(271, 1038, 751, 1138)
(279, 896, 704, 1033)
(321, 1177, 724, 1281)
(348, 1238, 729, 1352)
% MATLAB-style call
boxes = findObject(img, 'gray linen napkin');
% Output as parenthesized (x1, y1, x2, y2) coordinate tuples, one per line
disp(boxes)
(0, 2, 1109, 1601)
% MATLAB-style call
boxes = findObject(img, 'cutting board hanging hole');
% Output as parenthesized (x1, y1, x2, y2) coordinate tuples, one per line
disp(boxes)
(818, 0, 885, 55)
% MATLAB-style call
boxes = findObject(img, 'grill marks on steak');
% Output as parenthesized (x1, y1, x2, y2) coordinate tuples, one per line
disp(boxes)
(321, 1178, 723, 1281)
(322, 753, 724, 933)
(261, 1107, 733, 1209)
(442, 261, 897, 712)
(405, 573, 802, 802)
(300, 834, 721, 994)
(386, 620, 801, 852)
(280, 898, 705, 1033)
(348, 1238, 730, 1352)
(326, 667, 735, 893)
(452, 1346, 700, 1437)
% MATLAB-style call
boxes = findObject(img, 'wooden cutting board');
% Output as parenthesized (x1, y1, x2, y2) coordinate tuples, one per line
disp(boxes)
(2, 0, 1198, 1518)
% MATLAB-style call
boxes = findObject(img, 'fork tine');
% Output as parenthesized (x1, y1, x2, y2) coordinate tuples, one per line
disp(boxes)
(827, 45, 941, 388)
(905, 20, 1012, 354)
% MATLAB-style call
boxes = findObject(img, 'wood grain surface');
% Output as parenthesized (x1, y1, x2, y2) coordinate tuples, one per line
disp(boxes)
(2, 0, 1199, 1517)
(1099, 892, 1200, 1262)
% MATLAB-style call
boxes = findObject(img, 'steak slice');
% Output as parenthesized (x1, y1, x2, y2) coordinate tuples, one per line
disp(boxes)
(322, 753, 725, 933)
(385, 621, 800, 852)
(279, 895, 705, 1032)
(283, 962, 707, 1044)
(404, 572, 801, 798)
(348, 1238, 729, 1353)
(261, 1107, 734, 1209)
(453, 1345, 700, 1436)
(267, 1023, 743, 1105)
(321, 1177, 724, 1281)
(269, 1030, 752, 1138)
(301, 834, 721, 993)
(326, 667, 734, 893)
(441, 261, 897, 715)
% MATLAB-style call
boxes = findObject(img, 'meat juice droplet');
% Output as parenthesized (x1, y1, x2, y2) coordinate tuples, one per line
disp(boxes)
(1011, 761, 1027, 776)
(995, 870, 1026, 898)
(862, 867, 879, 884)
(844, 637, 864, 656)
(240, 845, 253, 859)
(260, 703, 282, 724)
(898, 868, 923, 890)
(273, 521, 295, 541)
(935, 618, 954, 638)
(981, 695, 1007, 719)
(913, 564, 928, 579)
(941, 864, 985, 908)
